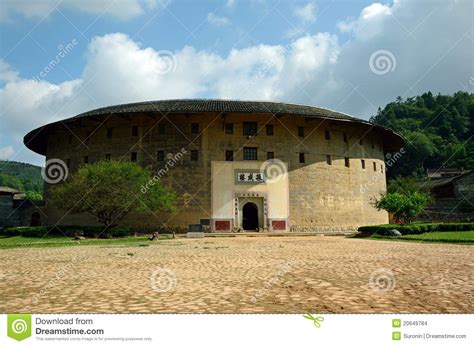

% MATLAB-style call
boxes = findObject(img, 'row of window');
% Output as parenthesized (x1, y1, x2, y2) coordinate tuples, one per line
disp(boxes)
(73, 150, 383, 173)
(79, 122, 375, 149)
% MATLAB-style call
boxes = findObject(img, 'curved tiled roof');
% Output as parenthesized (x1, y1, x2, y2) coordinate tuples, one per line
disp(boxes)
(24, 99, 405, 155)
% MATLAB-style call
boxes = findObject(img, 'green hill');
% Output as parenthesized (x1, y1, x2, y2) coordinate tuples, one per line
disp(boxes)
(0, 160, 43, 194)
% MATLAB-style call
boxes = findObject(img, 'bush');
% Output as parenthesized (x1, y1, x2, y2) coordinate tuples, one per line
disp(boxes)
(0, 225, 131, 238)
(358, 223, 474, 236)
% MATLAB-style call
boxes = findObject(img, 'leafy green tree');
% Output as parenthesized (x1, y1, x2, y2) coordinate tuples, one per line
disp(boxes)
(374, 192, 431, 224)
(25, 191, 43, 201)
(51, 160, 177, 228)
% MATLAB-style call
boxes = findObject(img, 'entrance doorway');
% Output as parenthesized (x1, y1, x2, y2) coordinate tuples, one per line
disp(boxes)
(242, 202, 259, 231)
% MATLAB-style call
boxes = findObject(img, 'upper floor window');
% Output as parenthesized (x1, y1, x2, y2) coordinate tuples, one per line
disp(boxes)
(243, 147, 257, 160)
(343, 133, 348, 143)
(225, 150, 233, 161)
(359, 137, 364, 145)
(190, 150, 199, 161)
(267, 151, 274, 160)
(107, 128, 113, 139)
(299, 152, 305, 163)
(105, 154, 111, 161)
(325, 130, 330, 140)
(157, 124, 165, 135)
(345, 157, 350, 167)
(361, 159, 366, 169)
(297, 126, 304, 138)
(131, 152, 137, 162)
(157, 151, 164, 162)
(243, 122, 257, 136)
(225, 123, 233, 134)
(373, 162, 377, 171)
(266, 124, 274, 135)
(131, 126, 138, 137)
(83, 156, 89, 164)
(191, 123, 199, 134)
(326, 155, 332, 165)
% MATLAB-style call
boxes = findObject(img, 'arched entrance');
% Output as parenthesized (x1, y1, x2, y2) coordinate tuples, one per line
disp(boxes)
(30, 212, 41, 226)
(242, 202, 259, 231)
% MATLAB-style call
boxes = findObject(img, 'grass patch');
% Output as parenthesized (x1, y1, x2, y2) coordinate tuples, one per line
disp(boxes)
(0, 235, 172, 249)
(369, 231, 474, 244)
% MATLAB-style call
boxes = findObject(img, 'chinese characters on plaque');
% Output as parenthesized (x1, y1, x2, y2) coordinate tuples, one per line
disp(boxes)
(237, 172, 266, 183)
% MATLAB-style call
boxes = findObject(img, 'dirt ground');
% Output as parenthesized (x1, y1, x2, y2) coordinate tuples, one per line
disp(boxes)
(0, 236, 472, 313)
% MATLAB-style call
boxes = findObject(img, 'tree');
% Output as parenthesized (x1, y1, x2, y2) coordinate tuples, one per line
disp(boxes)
(51, 160, 177, 228)
(373, 192, 431, 224)
(25, 191, 43, 201)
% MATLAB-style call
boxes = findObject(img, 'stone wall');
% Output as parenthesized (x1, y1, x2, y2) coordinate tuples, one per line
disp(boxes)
(44, 112, 388, 232)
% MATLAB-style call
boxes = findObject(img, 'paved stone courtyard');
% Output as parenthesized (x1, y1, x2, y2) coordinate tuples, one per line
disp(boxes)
(0, 236, 472, 313)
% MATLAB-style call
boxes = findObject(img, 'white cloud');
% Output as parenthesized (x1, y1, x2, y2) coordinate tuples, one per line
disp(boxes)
(0, 146, 15, 160)
(0, 0, 472, 165)
(294, 2, 316, 23)
(225, 0, 236, 8)
(0, 0, 168, 22)
(206, 13, 231, 27)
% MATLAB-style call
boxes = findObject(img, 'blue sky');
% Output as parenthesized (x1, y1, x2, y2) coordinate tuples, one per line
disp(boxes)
(0, 0, 472, 165)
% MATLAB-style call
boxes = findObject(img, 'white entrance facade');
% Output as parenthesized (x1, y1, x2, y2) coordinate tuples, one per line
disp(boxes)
(210, 160, 289, 232)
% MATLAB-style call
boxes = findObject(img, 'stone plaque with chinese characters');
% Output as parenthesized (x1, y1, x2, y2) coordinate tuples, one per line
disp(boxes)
(235, 170, 266, 184)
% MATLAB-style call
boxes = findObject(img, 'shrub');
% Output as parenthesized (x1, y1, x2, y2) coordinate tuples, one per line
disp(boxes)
(358, 222, 474, 236)
(0, 225, 131, 238)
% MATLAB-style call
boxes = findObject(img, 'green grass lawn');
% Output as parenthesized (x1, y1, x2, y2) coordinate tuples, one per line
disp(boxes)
(369, 231, 474, 244)
(0, 235, 172, 249)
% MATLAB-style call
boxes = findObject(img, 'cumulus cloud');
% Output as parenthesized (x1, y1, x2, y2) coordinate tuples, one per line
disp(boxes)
(0, 0, 168, 22)
(0, 0, 472, 165)
(206, 13, 231, 27)
(0, 146, 15, 160)
(294, 2, 316, 23)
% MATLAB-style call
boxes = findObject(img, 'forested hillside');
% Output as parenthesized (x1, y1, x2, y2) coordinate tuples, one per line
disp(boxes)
(370, 91, 474, 178)
(0, 160, 43, 194)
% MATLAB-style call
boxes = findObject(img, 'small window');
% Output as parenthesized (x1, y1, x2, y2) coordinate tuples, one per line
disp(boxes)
(131, 126, 138, 137)
(157, 151, 164, 161)
(359, 137, 364, 145)
(343, 133, 348, 143)
(381, 164, 384, 173)
(243, 122, 257, 136)
(345, 157, 350, 167)
(371, 141, 375, 149)
(267, 151, 274, 160)
(325, 130, 330, 140)
(326, 155, 332, 165)
(225, 150, 233, 161)
(66, 158, 71, 167)
(373, 162, 377, 171)
(299, 152, 305, 163)
(190, 150, 199, 161)
(131, 152, 137, 162)
(158, 124, 165, 135)
(107, 128, 113, 139)
(191, 123, 199, 134)
(83, 156, 89, 164)
(225, 123, 233, 134)
(298, 126, 304, 138)
(105, 154, 111, 161)
(243, 147, 257, 160)
(266, 124, 274, 135)
(361, 159, 366, 169)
